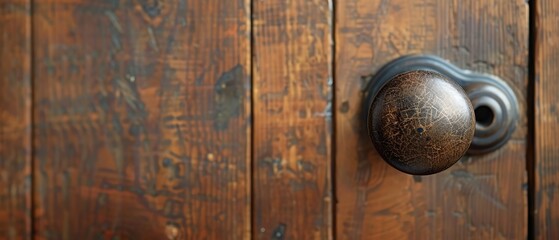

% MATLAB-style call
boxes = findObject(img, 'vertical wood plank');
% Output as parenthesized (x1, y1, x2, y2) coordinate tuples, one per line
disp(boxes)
(252, 0, 333, 239)
(335, 0, 529, 239)
(534, 0, 559, 238)
(33, 0, 251, 239)
(0, 1, 32, 239)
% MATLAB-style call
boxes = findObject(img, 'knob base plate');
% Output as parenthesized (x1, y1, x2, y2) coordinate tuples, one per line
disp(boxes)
(364, 55, 519, 155)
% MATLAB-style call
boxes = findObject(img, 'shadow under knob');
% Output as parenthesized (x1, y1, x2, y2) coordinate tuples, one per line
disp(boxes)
(367, 70, 475, 175)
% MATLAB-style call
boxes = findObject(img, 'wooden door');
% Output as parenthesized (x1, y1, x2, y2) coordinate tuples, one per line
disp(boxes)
(0, 0, 558, 239)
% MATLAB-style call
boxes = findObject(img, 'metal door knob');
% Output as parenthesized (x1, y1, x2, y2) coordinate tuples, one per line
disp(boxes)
(364, 55, 519, 175)
(368, 70, 475, 175)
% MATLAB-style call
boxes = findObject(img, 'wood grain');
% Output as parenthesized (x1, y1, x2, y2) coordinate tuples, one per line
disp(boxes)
(32, 0, 251, 239)
(0, 1, 32, 239)
(534, 0, 559, 238)
(252, 0, 333, 239)
(335, 0, 529, 239)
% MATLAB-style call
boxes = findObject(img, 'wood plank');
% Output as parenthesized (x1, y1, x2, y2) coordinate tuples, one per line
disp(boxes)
(534, 0, 559, 238)
(0, 1, 32, 239)
(252, 0, 333, 239)
(335, 0, 529, 239)
(32, 0, 251, 239)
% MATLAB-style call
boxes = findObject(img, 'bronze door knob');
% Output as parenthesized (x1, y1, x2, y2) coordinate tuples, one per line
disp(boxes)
(364, 55, 519, 175)
(368, 70, 475, 175)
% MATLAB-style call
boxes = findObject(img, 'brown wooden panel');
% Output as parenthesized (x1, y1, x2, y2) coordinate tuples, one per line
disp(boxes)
(33, 0, 251, 239)
(252, 0, 333, 239)
(534, 0, 559, 238)
(335, 0, 528, 239)
(0, 1, 32, 239)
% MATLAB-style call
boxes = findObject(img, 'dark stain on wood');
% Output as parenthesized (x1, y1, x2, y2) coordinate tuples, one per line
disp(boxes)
(214, 65, 244, 131)
(271, 223, 287, 240)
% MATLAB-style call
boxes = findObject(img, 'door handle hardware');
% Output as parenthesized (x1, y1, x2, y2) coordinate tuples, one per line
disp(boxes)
(363, 55, 519, 175)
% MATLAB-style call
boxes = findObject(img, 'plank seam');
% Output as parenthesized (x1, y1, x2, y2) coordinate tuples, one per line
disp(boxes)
(527, 0, 537, 238)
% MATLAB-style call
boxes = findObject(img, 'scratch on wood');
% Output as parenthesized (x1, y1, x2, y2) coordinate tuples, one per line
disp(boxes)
(448, 170, 506, 210)
(145, 27, 159, 53)
(104, 11, 122, 33)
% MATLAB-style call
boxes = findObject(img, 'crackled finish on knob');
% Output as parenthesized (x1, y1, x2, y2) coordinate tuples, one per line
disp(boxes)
(368, 70, 475, 175)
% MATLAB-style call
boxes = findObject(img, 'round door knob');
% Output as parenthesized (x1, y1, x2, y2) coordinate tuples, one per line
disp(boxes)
(367, 70, 475, 175)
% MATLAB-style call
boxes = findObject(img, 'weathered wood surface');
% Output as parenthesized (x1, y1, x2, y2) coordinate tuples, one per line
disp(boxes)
(33, 0, 251, 239)
(252, 0, 333, 239)
(335, 0, 529, 239)
(0, 1, 32, 239)
(534, 0, 559, 239)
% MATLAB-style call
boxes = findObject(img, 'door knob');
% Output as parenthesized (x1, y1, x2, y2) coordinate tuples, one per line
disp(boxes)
(368, 70, 475, 175)
(364, 55, 519, 175)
